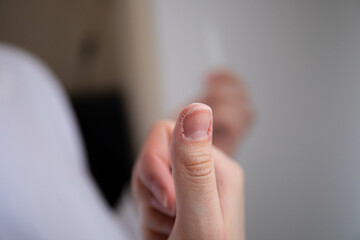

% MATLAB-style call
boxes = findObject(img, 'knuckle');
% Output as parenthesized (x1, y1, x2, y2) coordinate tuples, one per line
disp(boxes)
(184, 157, 213, 178)
(138, 153, 157, 181)
(152, 120, 163, 129)
(142, 150, 157, 165)
(152, 119, 174, 132)
(182, 148, 214, 180)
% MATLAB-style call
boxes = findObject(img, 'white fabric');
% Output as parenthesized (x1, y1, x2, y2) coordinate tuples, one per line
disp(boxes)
(0, 43, 135, 239)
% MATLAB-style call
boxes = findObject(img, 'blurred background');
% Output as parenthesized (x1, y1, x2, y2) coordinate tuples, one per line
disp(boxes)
(1, 0, 360, 239)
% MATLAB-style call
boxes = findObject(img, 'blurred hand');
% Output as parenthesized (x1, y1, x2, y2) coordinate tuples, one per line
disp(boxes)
(201, 69, 254, 155)
(132, 103, 245, 240)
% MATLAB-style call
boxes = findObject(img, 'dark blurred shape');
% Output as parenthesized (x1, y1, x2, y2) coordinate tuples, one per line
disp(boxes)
(71, 92, 133, 208)
(79, 35, 100, 62)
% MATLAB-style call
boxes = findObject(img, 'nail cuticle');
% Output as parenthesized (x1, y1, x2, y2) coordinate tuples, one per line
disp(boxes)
(179, 103, 212, 140)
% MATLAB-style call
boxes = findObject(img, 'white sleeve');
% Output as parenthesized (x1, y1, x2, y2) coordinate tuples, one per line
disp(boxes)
(0, 43, 130, 240)
(116, 189, 142, 240)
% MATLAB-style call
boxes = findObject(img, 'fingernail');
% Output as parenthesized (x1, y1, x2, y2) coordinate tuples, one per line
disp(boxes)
(151, 183, 167, 208)
(182, 105, 212, 139)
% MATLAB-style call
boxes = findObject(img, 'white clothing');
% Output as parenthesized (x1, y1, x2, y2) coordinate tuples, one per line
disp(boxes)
(0, 43, 138, 239)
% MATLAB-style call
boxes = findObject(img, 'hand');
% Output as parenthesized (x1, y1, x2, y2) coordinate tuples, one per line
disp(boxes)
(132, 103, 245, 239)
(201, 69, 254, 155)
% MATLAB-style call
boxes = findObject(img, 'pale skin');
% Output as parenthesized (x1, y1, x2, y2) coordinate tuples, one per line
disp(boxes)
(132, 70, 254, 239)
(201, 70, 254, 155)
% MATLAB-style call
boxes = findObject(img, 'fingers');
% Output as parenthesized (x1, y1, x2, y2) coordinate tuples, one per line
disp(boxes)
(141, 205, 175, 235)
(170, 103, 224, 239)
(212, 147, 245, 240)
(133, 175, 175, 216)
(134, 102, 245, 240)
(206, 69, 244, 88)
(201, 69, 254, 156)
(133, 120, 176, 216)
(205, 69, 249, 113)
(142, 228, 168, 240)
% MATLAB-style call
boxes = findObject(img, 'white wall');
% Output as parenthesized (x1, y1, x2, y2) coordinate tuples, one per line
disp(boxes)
(153, 1, 360, 239)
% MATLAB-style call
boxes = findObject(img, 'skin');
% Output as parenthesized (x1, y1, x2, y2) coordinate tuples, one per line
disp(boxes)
(132, 70, 254, 239)
(200, 69, 254, 155)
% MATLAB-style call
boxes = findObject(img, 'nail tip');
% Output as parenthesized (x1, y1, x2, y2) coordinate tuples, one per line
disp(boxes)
(180, 103, 212, 140)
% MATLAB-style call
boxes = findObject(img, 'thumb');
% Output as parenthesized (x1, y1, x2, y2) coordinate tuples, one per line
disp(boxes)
(170, 103, 223, 239)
